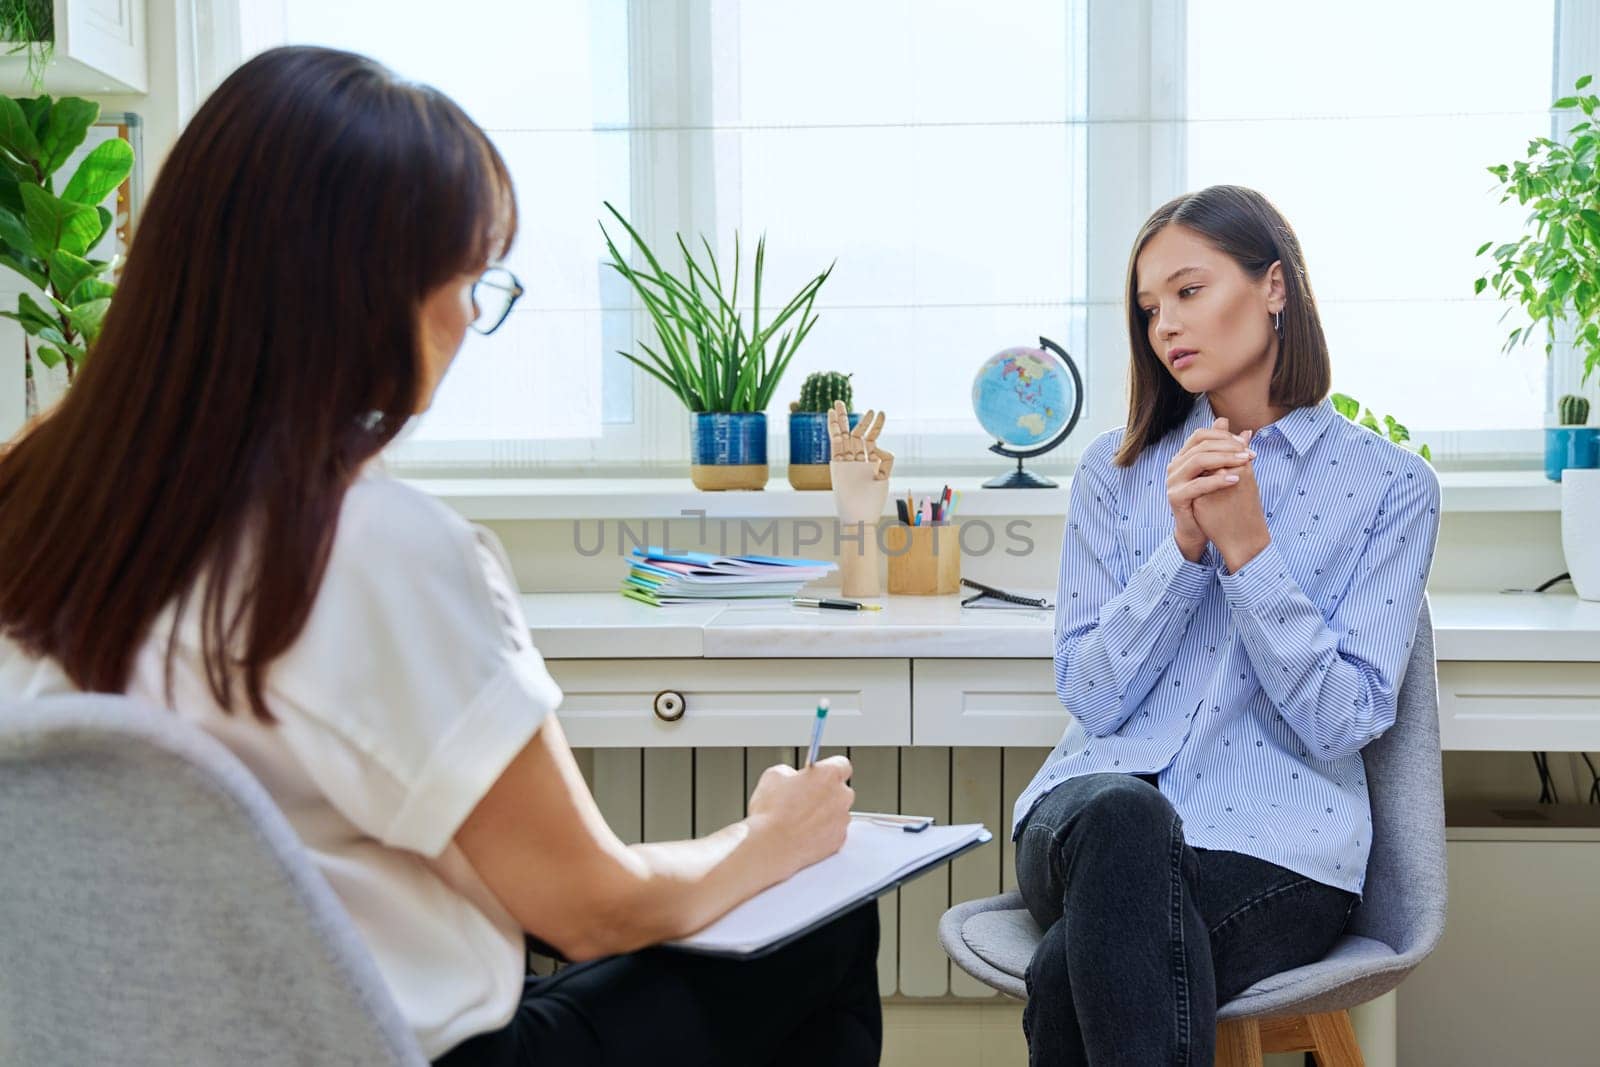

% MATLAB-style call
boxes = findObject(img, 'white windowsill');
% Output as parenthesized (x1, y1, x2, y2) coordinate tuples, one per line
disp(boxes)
(403, 469, 1560, 522)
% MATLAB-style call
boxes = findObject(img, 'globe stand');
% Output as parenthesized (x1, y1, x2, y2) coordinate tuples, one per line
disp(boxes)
(983, 457, 1058, 489)
(975, 336, 1084, 490)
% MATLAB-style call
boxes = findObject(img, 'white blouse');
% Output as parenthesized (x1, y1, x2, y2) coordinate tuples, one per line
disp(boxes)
(0, 475, 563, 1059)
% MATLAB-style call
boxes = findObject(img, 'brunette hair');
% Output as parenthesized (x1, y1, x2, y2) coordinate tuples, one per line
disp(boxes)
(0, 46, 517, 719)
(1114, 184, 1329, 467)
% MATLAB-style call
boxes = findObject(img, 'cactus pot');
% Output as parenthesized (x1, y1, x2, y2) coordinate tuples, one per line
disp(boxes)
(1544, 426, 1600, 482)
(788, 410, 860, 489)
(690, 412, 768, 491)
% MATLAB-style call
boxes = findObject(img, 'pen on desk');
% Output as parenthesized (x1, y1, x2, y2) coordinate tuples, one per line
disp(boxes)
(791, 597, 882, 611)
(805, 698, 830, 767)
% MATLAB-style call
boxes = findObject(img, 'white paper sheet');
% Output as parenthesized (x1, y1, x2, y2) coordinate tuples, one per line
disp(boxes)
(667, 820, 992, 957)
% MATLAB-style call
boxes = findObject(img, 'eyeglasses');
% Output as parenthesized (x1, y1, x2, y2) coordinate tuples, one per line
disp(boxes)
(470, 266, 525, 335)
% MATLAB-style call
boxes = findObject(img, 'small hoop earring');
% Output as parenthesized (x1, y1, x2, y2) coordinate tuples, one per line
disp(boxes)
(1273, 309, 1283, 336)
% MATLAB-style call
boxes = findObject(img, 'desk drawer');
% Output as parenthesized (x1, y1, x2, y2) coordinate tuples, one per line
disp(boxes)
(547, 658, 910, 748)
(1437, 661, 1600, 751)
(913, 659, 1070, 746)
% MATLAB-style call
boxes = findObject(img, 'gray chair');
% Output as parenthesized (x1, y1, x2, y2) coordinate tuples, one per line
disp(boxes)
(0, 693, 427, 1066)
(940, 600, 1444, 1066)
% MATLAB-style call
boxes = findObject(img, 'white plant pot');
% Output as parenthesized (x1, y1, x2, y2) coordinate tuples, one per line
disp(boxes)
(1561, 469, 1600, 600)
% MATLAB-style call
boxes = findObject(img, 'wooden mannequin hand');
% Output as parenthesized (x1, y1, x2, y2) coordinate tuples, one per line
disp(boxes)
(829, 403, 891, 525)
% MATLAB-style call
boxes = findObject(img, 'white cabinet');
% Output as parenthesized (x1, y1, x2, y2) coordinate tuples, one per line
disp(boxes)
(546, 658, 911, 748)
(1436, 660, 1600, 751)
(1399, 810, 1600, 1065)
(913, 659, 1068, 746)
(0, 0, 146, 94)
(545, 645, 1600, 752)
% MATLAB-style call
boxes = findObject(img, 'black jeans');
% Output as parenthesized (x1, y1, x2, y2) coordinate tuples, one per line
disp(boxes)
(434, 901, 881, 1067)
(1015, 773, 1356, 1067)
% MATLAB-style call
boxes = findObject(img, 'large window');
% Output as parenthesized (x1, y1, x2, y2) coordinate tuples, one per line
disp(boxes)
(231, 0, 1579, 474)
(698, 0, 1090, 469)
(1184, 0, 1558, 458)
(241, 1, 636, 469)
(240, 0, 1091, 475)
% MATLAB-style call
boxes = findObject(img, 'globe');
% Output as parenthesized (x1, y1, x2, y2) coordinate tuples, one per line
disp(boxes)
(971, 337, 1083, 488)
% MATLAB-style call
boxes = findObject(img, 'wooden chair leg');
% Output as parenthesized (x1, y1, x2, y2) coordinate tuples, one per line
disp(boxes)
(1305, 1010, 1365, 1067)
(1216, 1019, 1263, 1067)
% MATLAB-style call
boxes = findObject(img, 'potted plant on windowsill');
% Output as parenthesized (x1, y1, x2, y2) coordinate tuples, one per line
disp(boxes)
(1545, 394, 1597, 481)
(0, 92, 133, 421)
(600, 202, 832, 491)
(1477, 75, 1600, 598)
(787, 370, 859, 489)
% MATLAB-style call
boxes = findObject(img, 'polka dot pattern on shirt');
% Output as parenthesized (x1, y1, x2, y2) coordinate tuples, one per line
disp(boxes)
(1017, 395, 1440, 897)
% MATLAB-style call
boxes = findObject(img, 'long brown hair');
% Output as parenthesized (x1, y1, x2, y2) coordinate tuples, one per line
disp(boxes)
(1115, 185, 1329, 467)
(0, 46, 517, 720)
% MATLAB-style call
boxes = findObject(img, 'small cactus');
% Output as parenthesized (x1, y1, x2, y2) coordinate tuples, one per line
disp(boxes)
(1560, 393, 1590, 426)
(797, 371, 853, 413)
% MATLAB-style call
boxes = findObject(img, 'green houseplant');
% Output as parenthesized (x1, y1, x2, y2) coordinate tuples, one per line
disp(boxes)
(788, 370, 858, 490)
(1330, 393, 1432, 461)
(1547, 392, 1599, 481)
(0, 93, 133, 419)
(0, 0, 52, 90)
(599, 201, 832, 490)
(1475, 74, 1600, 596)
(1476, 75, 1600, 381)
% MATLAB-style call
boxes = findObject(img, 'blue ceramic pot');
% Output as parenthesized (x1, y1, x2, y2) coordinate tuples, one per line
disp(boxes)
(788, 410, 861, 466)
(1544, 426, 1600, 482)
(690, 412, 767, 490)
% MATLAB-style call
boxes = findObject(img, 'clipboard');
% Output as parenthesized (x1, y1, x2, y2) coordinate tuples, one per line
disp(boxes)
(664, 824, 994, 960)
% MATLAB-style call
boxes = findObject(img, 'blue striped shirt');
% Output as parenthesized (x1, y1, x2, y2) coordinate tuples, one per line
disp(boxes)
(1012, 394, 1441, 894)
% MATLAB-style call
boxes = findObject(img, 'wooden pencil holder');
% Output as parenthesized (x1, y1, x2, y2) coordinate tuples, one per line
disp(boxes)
(885, 522, 961, 595)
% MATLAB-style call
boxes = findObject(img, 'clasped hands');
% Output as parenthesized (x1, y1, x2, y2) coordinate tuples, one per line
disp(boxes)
(1165, 416, 1272, 573)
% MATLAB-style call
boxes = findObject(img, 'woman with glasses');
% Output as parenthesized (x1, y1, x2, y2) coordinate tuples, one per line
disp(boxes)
(0, 47, 879, 1066)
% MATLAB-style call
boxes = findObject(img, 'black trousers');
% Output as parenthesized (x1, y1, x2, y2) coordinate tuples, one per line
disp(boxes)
(1015, 774, 1356, 1066)
(434, 902, 882, 1067)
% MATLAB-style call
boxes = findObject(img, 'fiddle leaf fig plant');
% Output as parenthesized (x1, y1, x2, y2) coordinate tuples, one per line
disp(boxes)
(0, 93, 132, 416)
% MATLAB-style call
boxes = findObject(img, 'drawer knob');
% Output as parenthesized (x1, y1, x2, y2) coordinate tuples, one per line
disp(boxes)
(652, 690, 686, 722)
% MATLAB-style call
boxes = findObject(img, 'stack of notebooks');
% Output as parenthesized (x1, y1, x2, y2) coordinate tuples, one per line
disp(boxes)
(622, 547, 837, 606)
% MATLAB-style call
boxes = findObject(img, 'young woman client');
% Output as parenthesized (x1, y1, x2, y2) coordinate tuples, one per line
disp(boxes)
(1012, 184, 1440, 1065)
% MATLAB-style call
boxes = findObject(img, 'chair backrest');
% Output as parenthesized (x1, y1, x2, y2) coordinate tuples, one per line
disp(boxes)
(1343, 597, 1446, 965)
(0, 694, 427, 1067)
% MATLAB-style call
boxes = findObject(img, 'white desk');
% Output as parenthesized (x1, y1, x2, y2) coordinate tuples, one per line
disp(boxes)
(529, 590, 1596, 1044)
(524, 591, 1600, 751)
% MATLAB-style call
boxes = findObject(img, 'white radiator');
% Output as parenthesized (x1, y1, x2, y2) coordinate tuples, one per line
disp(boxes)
(559, 746, 1052, 998)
